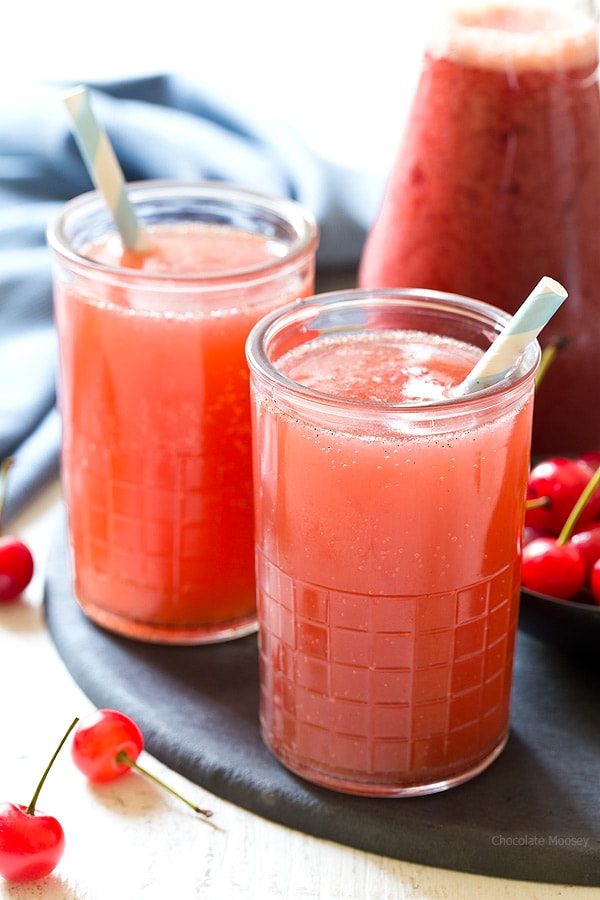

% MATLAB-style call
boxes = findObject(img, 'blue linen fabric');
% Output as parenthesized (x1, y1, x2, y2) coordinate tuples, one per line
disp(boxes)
(0, 74, 380, 521)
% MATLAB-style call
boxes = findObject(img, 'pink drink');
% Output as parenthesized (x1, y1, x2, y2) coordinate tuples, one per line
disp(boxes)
(247, 290, 538, 796)
(49, 182, 317, 644)
(358, 2, 600, 455)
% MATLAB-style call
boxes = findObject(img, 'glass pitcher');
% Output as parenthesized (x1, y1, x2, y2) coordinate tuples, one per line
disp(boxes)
(358, 0, 600, 455)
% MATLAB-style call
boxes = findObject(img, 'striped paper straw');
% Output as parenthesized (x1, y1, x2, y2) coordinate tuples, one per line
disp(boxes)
(455, 276, 567, 395)
(64, 85, 148, 253)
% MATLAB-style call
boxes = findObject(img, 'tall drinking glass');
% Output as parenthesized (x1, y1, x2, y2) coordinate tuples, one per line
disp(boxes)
(246, 289, 538, 796)
(48, 180, 318, 644)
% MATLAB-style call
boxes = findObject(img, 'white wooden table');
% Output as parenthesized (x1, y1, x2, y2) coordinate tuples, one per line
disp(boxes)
(0, 480, 595, 899)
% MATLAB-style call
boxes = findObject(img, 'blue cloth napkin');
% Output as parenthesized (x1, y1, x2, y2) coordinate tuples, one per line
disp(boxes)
(0, 74, 380, 521)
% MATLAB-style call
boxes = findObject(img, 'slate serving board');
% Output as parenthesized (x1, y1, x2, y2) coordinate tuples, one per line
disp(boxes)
(44, 511, 600, 886)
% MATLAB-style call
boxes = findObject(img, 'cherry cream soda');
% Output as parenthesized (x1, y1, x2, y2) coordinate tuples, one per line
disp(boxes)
(53, 214, 315, 644)
(358, 2, 600, 455)
(248, 292, 537, 796)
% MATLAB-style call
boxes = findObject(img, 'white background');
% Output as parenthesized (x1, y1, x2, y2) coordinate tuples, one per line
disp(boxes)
(1, 0, 432, 177)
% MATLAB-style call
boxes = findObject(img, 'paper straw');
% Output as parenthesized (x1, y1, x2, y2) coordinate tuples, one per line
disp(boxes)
(455, 276, 568, 395)
(64, 85, 148, 253)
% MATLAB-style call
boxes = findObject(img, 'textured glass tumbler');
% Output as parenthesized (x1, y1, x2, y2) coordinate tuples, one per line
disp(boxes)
(48, 180, 318, 644)
(246, 289, 539, 796)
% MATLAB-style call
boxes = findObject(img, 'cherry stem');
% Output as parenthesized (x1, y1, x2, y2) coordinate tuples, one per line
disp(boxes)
(525, 496, 550, 511)
(534, 336, 569, 391)
(116, 751, 214, 820)
(26, 717, 80, 815)
(0, 456, 14, 534)
(557, 464, 600, 546)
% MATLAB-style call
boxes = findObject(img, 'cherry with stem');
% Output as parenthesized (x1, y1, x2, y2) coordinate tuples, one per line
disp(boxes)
(522, 464, 600, 600)
(71, 709, 214, 821)
(525, 455, 600, 535)
(0, 717, 79, 883)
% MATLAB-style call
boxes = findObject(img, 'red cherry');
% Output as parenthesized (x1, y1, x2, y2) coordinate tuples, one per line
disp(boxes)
(71, 709, 143, 783)
(0, 459, 34, 603)
(570, 523, 600, 575)
(0, 718, 77, 883)
(590, 558, 600, 605)
(579, 451, 600, 472)
(526, 457, 600, 535)
(0, 537, 34, 603)
(523, 524, 551, 546)
(521, 537, 586, 600)
(72, 709, 213, 818)
(0, 803, 64, 883)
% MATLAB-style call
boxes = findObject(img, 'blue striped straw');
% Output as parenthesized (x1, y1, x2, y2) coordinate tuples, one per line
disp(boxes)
(455, 276, 567, 395)
(64, 85, 148, 253)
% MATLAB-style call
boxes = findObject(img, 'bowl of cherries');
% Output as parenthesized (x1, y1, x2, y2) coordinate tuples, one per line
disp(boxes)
(519, 453, 600, 655)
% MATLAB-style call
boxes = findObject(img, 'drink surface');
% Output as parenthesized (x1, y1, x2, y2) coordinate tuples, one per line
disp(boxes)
(56, 223, 313, 640)
(253, 328, 532, 794)
(89, 222, 288, 276)
(277, 329, 480, 403)
(358, 2, 600, 454)
(427, 3, 598, 73)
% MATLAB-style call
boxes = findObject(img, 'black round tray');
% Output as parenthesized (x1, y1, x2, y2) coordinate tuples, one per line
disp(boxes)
(520, 587, 600, 655)
(44, 510, 600, 887)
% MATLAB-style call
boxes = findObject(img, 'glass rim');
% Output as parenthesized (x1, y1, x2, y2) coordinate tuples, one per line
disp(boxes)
(245, 288, 541, 413)
(46, 179, 319, 286)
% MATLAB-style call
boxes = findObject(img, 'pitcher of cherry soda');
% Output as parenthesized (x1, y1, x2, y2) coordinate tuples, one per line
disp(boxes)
(358, 0, 600, 456)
